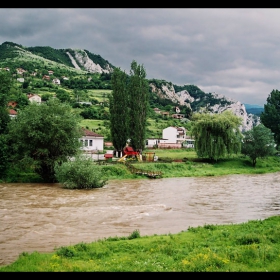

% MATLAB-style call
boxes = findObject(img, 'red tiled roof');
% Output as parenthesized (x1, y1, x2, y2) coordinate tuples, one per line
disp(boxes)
(104, 154, 113, 158)
(124, 146, 134, 152)
(81, 128, 103, 137)
(9, 109, 17, 115)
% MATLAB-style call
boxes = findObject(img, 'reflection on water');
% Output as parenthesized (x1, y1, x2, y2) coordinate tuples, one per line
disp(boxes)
(1, 172, 280, 266)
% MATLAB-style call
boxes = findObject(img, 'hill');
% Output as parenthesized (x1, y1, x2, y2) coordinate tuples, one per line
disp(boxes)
(0, 41, 261, 133)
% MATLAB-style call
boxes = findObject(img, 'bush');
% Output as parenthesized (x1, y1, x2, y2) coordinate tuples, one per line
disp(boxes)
(54, 155, 108, 189)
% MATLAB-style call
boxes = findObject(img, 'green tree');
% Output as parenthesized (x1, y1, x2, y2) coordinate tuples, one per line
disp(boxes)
(260, 89, 280, 149)
(41, 93, 53, 102)
(191, 111, 243, 161)
(241, 124, 277, 167)
(0, 71, 14, 179)
(0, 134, 9, 179)
(0, 71, 13, 134)
(54, 155, 107, 189)
(7, 99, 82, 182)
(56, 89, 71, 103)
(108, 67, 129, 157)
(128, 60, 149, 151)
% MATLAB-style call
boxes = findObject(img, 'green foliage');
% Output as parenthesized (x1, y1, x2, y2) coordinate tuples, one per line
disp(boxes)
(55, 89, 71, 103)
(128, 60, 149, 151)
(2, 215, 280, 272)
(26, 46, 74, 67)
(0, 134, 9, 178)
(109, 67, 129, 152)
(191, 111, 243, 161)
(54, 155, 108, 189)
(128, 229, 141, 240)
(260, 89, 280, 149)
(7, 99, 82, 182)
(241, 124, 277, 167)
(41, 93, 53, 102)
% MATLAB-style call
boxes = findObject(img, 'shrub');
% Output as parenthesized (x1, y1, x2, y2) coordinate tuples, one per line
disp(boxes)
(54, 155, 108, 189)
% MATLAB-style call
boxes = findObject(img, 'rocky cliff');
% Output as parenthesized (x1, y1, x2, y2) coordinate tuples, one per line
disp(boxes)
(149, 82, 260, 132)
(66, 49, 113, 74)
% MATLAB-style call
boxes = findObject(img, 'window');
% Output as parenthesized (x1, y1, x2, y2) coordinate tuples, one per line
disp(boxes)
(89, 140, 93, 146)
(85, 140, 88, 147)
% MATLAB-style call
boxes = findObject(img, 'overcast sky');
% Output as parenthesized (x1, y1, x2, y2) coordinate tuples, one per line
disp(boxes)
(1, 8, 280, 106)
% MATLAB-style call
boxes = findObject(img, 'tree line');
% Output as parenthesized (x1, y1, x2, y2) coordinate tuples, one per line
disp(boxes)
(0, 64, 279, 187)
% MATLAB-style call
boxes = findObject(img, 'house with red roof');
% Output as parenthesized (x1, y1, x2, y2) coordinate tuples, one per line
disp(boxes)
(79, 128, 104, 153)
(8, 109, 17, 119)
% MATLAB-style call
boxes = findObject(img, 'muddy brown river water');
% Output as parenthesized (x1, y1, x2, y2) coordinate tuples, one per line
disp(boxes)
(1, 173, 280, 266)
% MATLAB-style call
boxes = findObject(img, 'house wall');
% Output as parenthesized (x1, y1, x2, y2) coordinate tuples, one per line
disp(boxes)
(162, 127, 178, 143)
(29, 95, 41, 103)
(80, 136, 104, 152)
(182, 140, 195, 148)
(158, 143, 182, 149)
(145, 138, 170, 148)
(146, 139, 158, 148)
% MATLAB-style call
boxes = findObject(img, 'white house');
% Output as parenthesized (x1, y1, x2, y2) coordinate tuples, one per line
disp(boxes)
(8, 109, 17, 119)
(145, 138, 169, 148)
(162, 126, 187, 144)
(182, 136, 195, 148)
(79, 128, 104, 153)
(52, 78, 60, 85)
(27, 93, 41, 104)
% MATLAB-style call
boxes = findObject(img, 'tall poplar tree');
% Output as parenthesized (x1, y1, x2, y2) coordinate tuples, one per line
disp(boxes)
(191, 111, 243, 161)
(128, 60, 149, 151)
(260, 89, 280, 149)
(108, 67, 129, 157)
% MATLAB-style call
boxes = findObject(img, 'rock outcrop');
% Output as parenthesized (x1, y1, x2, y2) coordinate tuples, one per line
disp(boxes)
(149, 82, 260, 132)
(67, 49, 113, 74)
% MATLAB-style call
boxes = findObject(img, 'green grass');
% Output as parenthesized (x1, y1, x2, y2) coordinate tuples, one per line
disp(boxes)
(1, 215, 280, 271)
(79, 119, 107, 132)
(4, 150, 280, 183)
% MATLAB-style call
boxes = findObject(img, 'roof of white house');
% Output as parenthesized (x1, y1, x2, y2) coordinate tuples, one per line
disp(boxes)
(81, 128, 104, 138)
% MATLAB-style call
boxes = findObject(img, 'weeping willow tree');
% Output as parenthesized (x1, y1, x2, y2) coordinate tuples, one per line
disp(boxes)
(191, 111, 243, 161)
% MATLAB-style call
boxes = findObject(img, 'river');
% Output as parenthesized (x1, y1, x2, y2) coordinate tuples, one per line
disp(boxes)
(1, 172, 280, 266)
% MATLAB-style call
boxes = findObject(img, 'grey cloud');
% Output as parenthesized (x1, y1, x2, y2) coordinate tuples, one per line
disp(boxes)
(1, 8, 280, 105)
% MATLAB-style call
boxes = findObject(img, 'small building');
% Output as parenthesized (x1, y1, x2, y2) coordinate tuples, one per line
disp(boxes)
(42, 75, 50, 80)
(52, 78, 60, 85)
(16, 68, 26, 75)
(8, 109, 17, 119)
(171, 114, 185, 119)
(145, 138, 169, 148)
(161, 112, 170, 118)
(79, 128, 104, 153)
(8, 101, 17, 108)
(182, 136, 195, 148)
(104, 153, 113, 162)
(162, 126, 186, 144)
(27, 93, 41, 104)
(153, 108, 161, 114)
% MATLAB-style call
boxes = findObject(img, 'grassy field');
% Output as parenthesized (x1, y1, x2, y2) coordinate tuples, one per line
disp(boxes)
(4, 149, 280, 183)
(100, 149, 280, 180)
(1, 215, 279, 271)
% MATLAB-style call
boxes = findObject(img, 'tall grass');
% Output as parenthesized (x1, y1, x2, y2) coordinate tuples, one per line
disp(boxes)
(1, 215, 280, 271)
